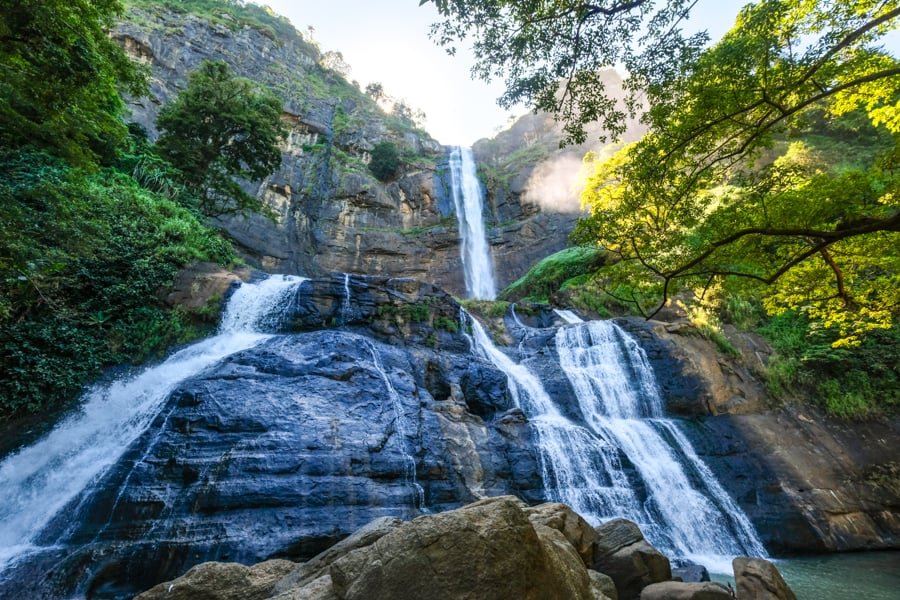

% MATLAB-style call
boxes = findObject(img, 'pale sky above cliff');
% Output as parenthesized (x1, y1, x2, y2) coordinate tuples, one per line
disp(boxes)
(264, 1, 898, 146)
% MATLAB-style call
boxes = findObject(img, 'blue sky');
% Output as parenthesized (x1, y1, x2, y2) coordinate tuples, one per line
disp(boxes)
(263, 1, 897, 145)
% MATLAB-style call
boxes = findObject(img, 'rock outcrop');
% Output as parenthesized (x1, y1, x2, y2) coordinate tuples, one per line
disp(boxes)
(134, 499, 791, 600)
(733, 557, 797, 600)
(0, 276, 542, 599)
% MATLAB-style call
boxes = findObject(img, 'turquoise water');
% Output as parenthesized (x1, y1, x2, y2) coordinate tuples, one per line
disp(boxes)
(711, 552, 900, 599)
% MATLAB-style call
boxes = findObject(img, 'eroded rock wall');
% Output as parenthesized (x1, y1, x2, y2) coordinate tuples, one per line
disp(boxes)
(113, 7, 577, 296)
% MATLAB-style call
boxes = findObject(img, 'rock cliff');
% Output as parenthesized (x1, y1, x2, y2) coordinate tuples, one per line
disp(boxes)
(113, 5, 577, 295)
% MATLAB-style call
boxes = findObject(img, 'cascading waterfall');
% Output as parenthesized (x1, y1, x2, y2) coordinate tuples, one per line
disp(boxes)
(553, 309, 584, 325)
(464, 309, 765, 572)
(0, 275, 307, 573)
(555, 320, 767, 570)
(464, 311, 644, 525)
(363, 340, 426, 511)
(449, 146, 496, 300)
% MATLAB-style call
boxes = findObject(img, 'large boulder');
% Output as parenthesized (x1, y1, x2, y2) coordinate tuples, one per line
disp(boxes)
(588, 570, 619, 600)
(640, 581, 733, 600)
(272, 517, 402, 595)
(592, 518, 672, 600)
(526, 502, 600, 566)
(733, 557, 796, 600)
(136, 560, 295, 600)
(328, 496, 593, 600)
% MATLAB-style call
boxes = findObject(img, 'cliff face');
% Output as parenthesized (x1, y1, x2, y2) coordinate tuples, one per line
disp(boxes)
(113, 6, 576, 295)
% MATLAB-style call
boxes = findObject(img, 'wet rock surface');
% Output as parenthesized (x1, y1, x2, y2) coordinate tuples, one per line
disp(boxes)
(0, 277, 541, 599)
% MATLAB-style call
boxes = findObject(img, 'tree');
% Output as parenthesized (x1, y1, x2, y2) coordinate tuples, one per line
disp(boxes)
(424, 0, 705, 145)
(0, 0, 146, 165)
(155, 60, 286, 216)
(369, 141, 402, 181)
(570, 1, 900, 345)
(320, 50, 351, 77)
(365, 82, 385, 102)
(427, 0, 900, 345)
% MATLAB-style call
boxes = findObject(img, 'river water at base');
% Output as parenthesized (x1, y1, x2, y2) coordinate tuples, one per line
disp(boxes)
(711, 552, 900, 599)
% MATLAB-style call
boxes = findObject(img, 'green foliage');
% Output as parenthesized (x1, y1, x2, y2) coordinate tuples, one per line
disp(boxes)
(377, 302, 431, 323)
(369, 141, 402, 181)
(0, 150, 234, 417)
(434, 316, 460, 333)
(125, 0, 302, 43)
(459, 299, 511, 319)
(572, 2, 900, 347)
(0, 0, 146, 166)
(425, 0, 704, 145)
(155, 60, 286, 216)
(759, 311, 899, 417)
(500, 247, 607, 302)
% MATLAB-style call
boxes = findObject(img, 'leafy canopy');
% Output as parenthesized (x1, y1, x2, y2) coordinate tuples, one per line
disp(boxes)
(155, 60, 286, 216)
(424, 0, 706, 145)
(369, 141, 402, 181)
(0, 0, 146, 165)
(426, 0, 900, 346)
(570, 0, 900, 346)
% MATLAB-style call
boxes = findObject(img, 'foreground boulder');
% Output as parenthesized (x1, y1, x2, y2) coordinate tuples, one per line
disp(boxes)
(592, 519, 672, 600)
(640, 581, 732, 600)
(140, 496, 596, 600)
(137, 560, 295, 600)
(327, 496, 592, 600)
(733, 557, 797, 600)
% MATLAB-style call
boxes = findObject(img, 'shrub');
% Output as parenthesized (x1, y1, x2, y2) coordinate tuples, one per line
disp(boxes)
(369, 141, 401, 181)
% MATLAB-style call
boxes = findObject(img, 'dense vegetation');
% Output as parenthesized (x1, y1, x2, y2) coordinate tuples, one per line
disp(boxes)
(368, 141, 402, 181)
(450, 0, 900, 417)
(155, 60, 286, 216)
(0, 1, 281, 418)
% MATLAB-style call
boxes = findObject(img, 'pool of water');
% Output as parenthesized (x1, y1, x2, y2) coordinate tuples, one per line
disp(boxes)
(710, 552, 900, 600)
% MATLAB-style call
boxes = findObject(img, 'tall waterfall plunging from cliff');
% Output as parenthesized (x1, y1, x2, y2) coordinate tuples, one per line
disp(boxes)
(465, 311, 766, 571)
(449, 146, 496, 299)
(0, 275, 307, 572)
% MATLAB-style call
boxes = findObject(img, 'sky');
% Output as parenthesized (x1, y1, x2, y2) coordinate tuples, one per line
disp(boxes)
(263, 1, 896, 145)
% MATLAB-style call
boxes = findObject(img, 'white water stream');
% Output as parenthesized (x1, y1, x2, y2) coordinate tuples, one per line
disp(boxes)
(0, 275, 307, 572)
(466, 310, 766, 572)
(363, 340, 426, 511)
(449, 146, 496, 300)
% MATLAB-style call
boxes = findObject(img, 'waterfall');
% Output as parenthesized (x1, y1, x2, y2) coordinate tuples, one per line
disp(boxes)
(363, 340, 426, 511)
(555, 320, 767, 570)
(0, 275, 307, 572)
(465, 310, 766, 572)
(553, 309, 584, 324)
(449, 146, 496, 299)
(340, 273, 353, 324)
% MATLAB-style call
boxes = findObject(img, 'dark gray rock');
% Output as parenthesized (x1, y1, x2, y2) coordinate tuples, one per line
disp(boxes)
(670, 558, 711, 583)
(0, 278, 541, 599)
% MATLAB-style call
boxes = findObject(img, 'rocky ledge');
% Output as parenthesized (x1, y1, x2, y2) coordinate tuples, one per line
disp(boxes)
(136, 496, 795, 600)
